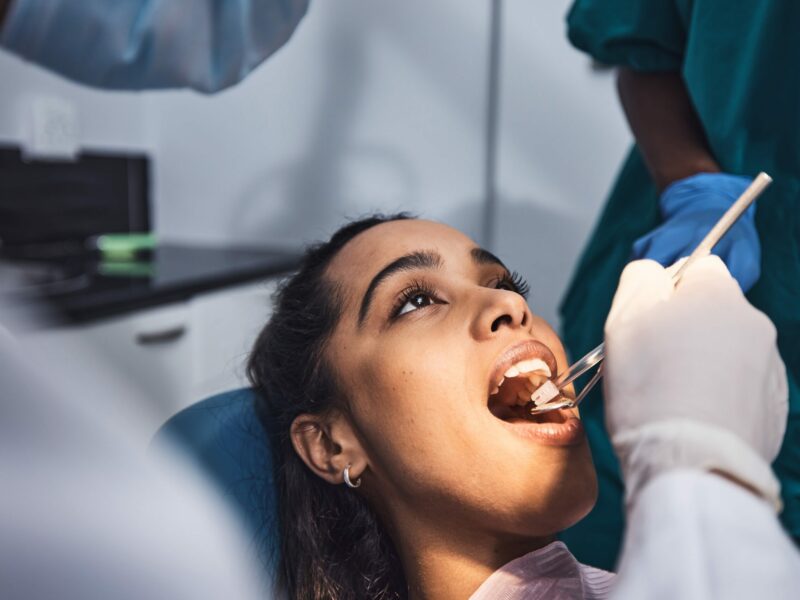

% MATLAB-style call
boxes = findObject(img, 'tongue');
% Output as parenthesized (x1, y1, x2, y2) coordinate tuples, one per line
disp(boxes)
(488, 399, 565, 424)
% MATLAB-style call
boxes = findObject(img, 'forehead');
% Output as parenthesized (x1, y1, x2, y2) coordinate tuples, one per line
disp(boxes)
(326, 219, 477, 299)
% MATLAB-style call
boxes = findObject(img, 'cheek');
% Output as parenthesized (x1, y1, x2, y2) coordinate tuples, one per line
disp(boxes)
(346, 343, 478, 481)
(354, 343, 470, 438)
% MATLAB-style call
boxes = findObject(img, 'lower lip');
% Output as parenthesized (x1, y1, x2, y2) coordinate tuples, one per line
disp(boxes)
(496, 415, 585, 446)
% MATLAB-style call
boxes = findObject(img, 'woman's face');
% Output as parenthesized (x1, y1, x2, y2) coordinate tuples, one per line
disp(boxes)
(324, 219, 596, 539)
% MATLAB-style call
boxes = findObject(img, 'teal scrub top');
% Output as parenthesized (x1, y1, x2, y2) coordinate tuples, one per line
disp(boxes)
(560, 0, 800, 570)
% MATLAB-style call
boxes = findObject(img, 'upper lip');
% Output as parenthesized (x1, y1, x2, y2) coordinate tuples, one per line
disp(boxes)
(487, 339, 559, 398)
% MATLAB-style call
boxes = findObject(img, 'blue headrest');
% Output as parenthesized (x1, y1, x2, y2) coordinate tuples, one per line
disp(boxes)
(153, 388, 278, 569)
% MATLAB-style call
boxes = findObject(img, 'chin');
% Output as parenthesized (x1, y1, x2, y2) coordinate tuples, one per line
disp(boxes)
(532, 460, 599, 536)
(558, 466, 599, 530)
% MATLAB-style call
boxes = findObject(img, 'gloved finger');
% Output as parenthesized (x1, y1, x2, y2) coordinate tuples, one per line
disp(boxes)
(673, 255, 744, 300)
(606, 259, 674, 330)
(630, 230, 657, 260)
(636, 228, 697, 268)
(721, 238, 762, 292)
(632, 229, 676, 265)
(665, 256, 689, 279)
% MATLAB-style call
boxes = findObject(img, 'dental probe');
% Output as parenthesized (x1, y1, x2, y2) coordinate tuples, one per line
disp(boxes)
(529, 171, 773, 415)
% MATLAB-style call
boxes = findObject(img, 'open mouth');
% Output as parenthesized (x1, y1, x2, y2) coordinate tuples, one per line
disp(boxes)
(486, 340, 583, 446)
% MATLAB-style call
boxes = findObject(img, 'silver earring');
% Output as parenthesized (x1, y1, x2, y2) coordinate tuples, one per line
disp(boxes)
(343, 463, 361, 488)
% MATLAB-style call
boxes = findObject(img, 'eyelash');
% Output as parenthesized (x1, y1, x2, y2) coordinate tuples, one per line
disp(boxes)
(390, 279, 439, 319)
(495, 271, 530, 299)
(389, 272, 531, 320)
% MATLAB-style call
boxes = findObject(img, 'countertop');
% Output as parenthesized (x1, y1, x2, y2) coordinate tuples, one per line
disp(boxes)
(0, 243, 303, 324)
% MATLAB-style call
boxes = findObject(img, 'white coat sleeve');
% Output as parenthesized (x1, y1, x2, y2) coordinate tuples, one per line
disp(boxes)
(611, 470, 800, 600)
(0, 0, 309, 92)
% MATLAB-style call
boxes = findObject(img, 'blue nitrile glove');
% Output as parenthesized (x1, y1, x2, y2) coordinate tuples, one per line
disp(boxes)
(631, 173, 761, 292)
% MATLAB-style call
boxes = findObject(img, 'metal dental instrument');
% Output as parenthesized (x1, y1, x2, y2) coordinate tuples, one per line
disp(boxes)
(529, 171, 773, 416)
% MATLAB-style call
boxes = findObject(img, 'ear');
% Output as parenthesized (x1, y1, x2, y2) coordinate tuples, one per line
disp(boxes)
(290, 411, 368, 486)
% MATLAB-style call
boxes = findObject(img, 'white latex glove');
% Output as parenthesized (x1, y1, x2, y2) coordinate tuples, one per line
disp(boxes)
(603, 256, 788, 510)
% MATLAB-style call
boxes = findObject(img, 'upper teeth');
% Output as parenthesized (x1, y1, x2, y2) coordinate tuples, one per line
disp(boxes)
(489, 359, 553, 399)
(504, 358, 551, 379)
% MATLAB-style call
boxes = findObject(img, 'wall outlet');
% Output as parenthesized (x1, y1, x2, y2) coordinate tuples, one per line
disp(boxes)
(24, 95, 80, 160)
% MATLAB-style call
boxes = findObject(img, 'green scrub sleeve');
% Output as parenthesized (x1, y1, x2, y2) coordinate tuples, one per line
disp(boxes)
(566, 0, 686, 71)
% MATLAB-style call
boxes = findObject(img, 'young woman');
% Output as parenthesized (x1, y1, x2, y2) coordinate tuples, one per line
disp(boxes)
(248, 214, 608, 599)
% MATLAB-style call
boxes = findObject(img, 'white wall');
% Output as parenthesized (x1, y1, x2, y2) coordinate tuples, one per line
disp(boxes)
(0, 1, 631, 328)
(149, 0, 491, 248)
(0, 51, 151, 152)
(492, 0, 631, 327)
(146, 0, 631, 327)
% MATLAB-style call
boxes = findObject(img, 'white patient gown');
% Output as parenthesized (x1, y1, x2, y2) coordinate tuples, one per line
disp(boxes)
(469, 541, 614, 599)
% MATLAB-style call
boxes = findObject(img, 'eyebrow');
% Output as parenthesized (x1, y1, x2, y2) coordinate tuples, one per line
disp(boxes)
(470, 247, 507, 270)
(358, 250, 442, 325)
(357, 246, 509, 325)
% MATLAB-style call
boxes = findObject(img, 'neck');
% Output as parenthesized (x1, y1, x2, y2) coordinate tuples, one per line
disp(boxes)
(393, 515, 554, 600)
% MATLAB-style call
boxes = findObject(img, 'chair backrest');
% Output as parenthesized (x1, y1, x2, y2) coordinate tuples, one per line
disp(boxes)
(153, 388, 278, 571)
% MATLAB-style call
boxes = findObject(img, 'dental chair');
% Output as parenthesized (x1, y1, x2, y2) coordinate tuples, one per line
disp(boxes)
(153, 388, 279, 571)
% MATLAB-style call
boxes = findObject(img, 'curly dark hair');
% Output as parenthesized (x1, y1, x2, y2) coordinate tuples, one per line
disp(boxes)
(248, 213, 414, 599)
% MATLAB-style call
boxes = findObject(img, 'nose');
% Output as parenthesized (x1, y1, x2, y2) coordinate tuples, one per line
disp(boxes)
(470, 288, 532, 340)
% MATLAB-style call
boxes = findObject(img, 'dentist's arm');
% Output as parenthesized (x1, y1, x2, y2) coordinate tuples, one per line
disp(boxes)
(603, 257, 800, 599)
(617, 69, 718, 191)
(0, 0, 309, 92)
(619, 69, 761, 292)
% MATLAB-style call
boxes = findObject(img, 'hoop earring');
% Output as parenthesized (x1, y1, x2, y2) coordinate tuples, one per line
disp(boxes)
(343, 463, 361, 489)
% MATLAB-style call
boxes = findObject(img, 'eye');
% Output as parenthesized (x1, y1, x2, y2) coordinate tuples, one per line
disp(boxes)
(390, 280, 442, 319)
(396, 291, 436, 316)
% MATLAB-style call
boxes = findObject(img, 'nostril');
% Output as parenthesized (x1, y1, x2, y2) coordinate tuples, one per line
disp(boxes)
(520, 311, 528, 327)
(491, 314, 512, 332)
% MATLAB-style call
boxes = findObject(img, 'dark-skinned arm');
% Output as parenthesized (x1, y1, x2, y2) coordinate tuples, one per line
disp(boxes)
(617, 68, 720, 191)
(617, 67, 761, 291)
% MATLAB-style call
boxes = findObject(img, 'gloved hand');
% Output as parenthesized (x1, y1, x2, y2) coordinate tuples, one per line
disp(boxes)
(631, 173, 761, 292)
(603, 256, 788, 510)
